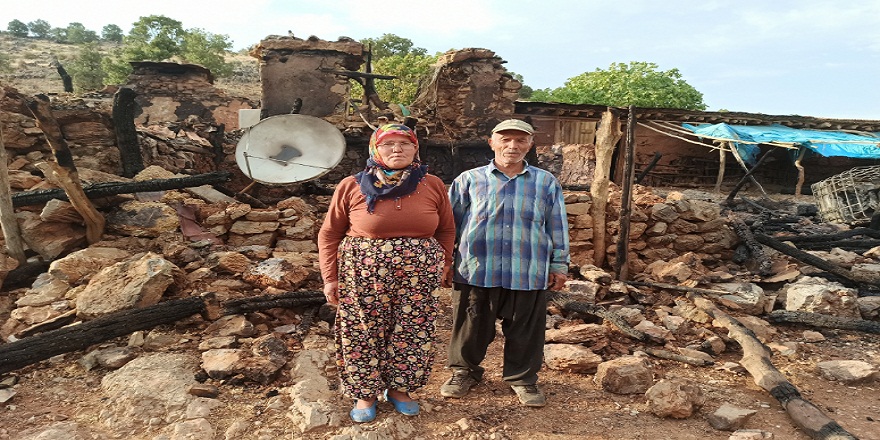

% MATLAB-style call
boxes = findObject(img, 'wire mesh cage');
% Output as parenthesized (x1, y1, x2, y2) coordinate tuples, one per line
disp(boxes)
(811, 165, 880, 224)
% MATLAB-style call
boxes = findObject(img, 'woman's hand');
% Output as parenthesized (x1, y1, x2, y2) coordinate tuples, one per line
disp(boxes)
(441, 265, 453, 288)
(323, 281, 339, 305)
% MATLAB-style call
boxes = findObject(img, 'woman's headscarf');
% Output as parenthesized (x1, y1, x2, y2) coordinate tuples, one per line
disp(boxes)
(355, 124, 427, 213)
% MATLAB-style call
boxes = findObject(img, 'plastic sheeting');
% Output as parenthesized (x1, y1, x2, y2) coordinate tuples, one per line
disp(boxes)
(682, 123, 880, 165)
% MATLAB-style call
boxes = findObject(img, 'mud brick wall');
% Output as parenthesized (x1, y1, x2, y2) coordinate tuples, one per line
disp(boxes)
(252, 36, 364, 119)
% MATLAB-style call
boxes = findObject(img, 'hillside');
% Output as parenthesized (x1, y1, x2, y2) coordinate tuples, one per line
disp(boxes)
(0, 34, 260, 100)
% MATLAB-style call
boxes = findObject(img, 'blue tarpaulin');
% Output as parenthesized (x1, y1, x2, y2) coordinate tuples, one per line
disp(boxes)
(682, 123, 880, 165)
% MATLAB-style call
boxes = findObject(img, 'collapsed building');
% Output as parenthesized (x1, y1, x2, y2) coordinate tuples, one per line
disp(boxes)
(0, 34, 879, 440)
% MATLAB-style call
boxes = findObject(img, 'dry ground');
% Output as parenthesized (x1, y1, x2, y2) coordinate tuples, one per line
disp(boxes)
(1, 290, 878, 440)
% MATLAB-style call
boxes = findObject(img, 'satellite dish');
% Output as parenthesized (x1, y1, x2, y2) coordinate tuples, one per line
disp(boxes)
(235, 114, 346, 184)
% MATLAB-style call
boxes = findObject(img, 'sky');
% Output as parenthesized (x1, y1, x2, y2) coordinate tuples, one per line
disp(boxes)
(4, 0, 880, 120)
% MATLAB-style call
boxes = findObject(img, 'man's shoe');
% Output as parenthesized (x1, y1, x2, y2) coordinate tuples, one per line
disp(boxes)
(439, 370, 478, 398)
(511, 384, 546, 407)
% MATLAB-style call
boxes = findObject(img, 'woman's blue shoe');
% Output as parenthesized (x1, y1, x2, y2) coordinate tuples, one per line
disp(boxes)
(384, 390, 419, 416)
(350, 399, 377, 423)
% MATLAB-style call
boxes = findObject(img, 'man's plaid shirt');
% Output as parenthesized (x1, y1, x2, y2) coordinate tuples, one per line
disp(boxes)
(449, 161, 570, 291)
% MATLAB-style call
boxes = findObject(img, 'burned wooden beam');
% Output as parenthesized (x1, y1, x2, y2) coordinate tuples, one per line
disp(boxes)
(25, 94, 104, 243)
(755, 232, 880, 287)
(0, 290, 325, 375)
(729, 213, 773, 276)
(547, 291, 666, 345)
(768, 310, 880, 334)
(11, 171, 231, 207)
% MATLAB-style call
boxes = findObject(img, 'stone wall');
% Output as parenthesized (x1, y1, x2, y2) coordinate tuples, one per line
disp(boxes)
(410, 48, 522, 140)
(126, 62, 257, 131)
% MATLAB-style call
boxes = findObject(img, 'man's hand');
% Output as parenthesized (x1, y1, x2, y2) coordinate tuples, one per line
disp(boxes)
(548, 271, 567, 291)
(323, 281, 339, 305)
(441, 265, 453, 288)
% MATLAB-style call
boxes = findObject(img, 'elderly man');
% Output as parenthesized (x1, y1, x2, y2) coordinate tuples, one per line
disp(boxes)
(441, 119, 570, 407)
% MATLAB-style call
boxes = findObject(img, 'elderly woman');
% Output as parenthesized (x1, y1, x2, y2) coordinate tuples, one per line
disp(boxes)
(318, 124, 454, 423)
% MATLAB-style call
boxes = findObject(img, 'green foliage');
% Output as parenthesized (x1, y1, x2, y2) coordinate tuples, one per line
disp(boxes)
(352, 34, 434, 105)
(7, 19, 29, 37)
(28, 19, 51, 38)
(47, 27, 67, 43)
(103, 15, 232, 84)
(372, 52, 437, 105)
(0, 51, 12, 73)
(68, 42, 105, 92)
(180, 28, 232, 77)
(531, 61, 706, 110)
(509, 72, 533, 99)
(124, 15, 185, 61)
(66, 22, 99, 44)
(361, 34, 427, 59)
(101, 24, 123, 43)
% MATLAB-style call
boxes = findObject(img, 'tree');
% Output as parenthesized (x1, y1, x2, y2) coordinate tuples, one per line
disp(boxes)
(103, 15, 233, 85)
(361, 34, 427, 59)
(66, 22, 98, 44)
(7, 19, 29, 37)
(47, 27, 68, 43)
(530, 61, 706, 110)
(68, 42, 105, 92)
(180, 28, 232, 77)
(509, 72, 533, 100)
(101, 24, 124, 43)
(354, 34, 435, 105)
(28, 19, 51, 39)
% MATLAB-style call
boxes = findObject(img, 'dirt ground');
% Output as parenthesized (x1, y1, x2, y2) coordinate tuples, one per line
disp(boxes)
(1, 288, 878, 440)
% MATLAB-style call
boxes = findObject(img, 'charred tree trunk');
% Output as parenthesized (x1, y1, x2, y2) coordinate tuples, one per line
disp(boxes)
(24, 94, 104, 243)
(12, 171, 231, 207)
(112, 87, 144, 178)
(689, 293, 859, 440)
(591, 109, 623, 268)
(615, 106, 636, 281)
(0, 291, 325, 375)
(50, 59, 73, 93)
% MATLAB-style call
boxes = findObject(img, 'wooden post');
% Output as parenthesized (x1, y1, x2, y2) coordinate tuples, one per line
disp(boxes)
(727, 142, 768, 197)
(112, 87, 144, 178)
(24, 95, 105, 244)
(794, 146, 807, 197)
(715, 143, 727, 193)
(591, 109, 623, 268)
(0, 121, 27, 263)
(614, 106, 636, 281)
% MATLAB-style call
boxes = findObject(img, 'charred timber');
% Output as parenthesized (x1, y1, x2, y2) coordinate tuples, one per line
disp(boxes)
(779, 228, 880, 243)
(11, 171, 231, 207)
(547, 291, 666, 345)
(725, 149, 773, 205)
(755, 232, 880, 288)
(0, 291, 326, 375)
(768, 310, 880, 334)
(794, 239, 880, 252)
(112, 87, 144, 178)
(729, 214, 774, 276)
